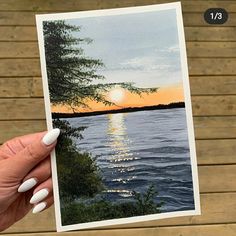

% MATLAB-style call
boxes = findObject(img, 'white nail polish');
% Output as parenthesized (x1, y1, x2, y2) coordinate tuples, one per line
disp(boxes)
(30, 188, 49, 204)
(18, 178, 38, 193)
(42, 128, 60, 146)
(32, 202, 47, 214)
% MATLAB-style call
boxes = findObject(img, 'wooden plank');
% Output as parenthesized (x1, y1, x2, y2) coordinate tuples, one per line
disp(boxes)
(0, 12, 36, 26)
(1, 58, 236, 77)
(2, 42, 236, 58)
(192, 95, 236, 116)
(31, 77, 43, 97)
(0, 77, 43, 98)
(4, 193, 236, 233)
(0, 120, 46, 143)
(185, 27, 236, 42)
(194, 116, 236, 140)
(190, 76, 236, 95)
(181, 1, 236, 13)
(0, 77, 36, 97)
(0, 59, 41, 77)
(0, 0, 235, 12)
(0, 26, 37, 41)
(0, 98, 45, 120)
(0, 42, 39, 58)
(3, 224, 236, 236)
(196, 139, 236, 165)
(189, 58, 236, 75)
(187, 42, 236, 58)
(199, 165, 236, 193)
(0, 77, 42, 98)
(1, 12, 236, 27)
(1, 95, 236, 120)
(1, 26, 236, 42)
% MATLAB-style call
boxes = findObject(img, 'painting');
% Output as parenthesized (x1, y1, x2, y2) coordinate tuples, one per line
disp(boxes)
(36, 2, 200, 232)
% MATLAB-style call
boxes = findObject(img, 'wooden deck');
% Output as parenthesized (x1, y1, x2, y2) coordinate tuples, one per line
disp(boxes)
(1, 0, 236, 235)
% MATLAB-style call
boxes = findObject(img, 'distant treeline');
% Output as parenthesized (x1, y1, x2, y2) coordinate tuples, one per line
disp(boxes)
(52, 102, 185, 119)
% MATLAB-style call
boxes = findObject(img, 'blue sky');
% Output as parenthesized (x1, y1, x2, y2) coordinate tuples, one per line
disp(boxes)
(66, 9, 182, 88)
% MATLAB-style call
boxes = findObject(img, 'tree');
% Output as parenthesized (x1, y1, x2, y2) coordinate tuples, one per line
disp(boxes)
(43, 20, 157, 111)
(53, 119, 104, 203)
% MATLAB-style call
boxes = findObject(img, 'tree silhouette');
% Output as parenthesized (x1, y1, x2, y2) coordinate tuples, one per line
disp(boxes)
(43, 20, 157, 111)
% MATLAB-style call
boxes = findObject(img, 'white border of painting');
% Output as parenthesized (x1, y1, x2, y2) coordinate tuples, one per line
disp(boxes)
(36, 2, 201, 232)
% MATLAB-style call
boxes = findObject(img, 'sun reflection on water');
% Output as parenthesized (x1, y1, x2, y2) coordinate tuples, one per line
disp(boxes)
(107, 113, 134, 163)
(106, 113, 138, 196)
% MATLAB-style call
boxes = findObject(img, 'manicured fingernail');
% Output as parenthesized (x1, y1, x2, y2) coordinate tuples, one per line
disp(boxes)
(18, 178, 38, 193)
(42, 128, 60, 146)
(30, 188, 49, 204)
(32, 202, 47, 214)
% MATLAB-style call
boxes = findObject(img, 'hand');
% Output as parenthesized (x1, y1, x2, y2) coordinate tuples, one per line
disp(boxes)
(0, 129, 60, 231)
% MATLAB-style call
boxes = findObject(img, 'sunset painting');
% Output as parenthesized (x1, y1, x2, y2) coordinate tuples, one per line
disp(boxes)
(37, 2, 200, 232)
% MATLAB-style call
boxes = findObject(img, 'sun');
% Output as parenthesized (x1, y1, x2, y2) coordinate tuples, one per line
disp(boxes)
(108, 88, 125, 103)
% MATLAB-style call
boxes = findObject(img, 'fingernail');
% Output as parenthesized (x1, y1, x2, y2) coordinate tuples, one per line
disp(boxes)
(30, 188, 49, 204)
(42, 128, 60, 146)
(32, 202, 47, 214)
(18, 178, 38, 193)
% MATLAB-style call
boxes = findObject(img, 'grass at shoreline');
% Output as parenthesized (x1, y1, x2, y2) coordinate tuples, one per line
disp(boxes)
(61, 185, 163, 225)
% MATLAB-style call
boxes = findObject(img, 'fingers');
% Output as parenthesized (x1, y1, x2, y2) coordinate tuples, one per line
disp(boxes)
(23, 157, 51, 186)
(4, 129, 60, 179)
(30, 178, 54, 214)
(18, 156, 51, 192)
(31, 178, 53, 204)
(32, 196, 54, 214)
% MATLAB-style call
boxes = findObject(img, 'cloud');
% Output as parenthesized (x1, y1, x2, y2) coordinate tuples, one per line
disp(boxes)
(119, 56, 172, 71)
(166, 45, 180, 53)
(156, 44, 180, 53)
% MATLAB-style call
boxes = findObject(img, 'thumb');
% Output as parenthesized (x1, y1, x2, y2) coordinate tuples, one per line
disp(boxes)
(5, 128, 60, 179)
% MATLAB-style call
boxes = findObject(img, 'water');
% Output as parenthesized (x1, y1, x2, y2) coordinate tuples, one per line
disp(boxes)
(65, 108, 194, 212)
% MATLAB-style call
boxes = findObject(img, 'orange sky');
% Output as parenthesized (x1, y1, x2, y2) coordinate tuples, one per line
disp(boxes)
(51, 84, 185, 113)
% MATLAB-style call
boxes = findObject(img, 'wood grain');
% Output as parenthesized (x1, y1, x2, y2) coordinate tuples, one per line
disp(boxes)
(0, 59, 41, 77)
(190, 76, 236, 95)
(194, 116, 236, 139)
(3, 224, 236, 236)
(0, 120, 46, 142)
(188, 59, 236, 75)
(187, 42, 236, 58)
(0, 77, 41, 97)
(196, 139, 236, 165)
(0, 0, 235, 12)
(0, 98, 45, 120)
(0, 26, 37, 41)
(192, 96, 236, 116)
(0, 42, 39, 58)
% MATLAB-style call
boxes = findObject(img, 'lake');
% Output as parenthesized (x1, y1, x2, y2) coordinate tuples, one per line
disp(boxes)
(65, 108, 194, 212)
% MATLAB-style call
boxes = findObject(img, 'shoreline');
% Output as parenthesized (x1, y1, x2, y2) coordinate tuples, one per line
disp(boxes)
(52, 102, 185, 119)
